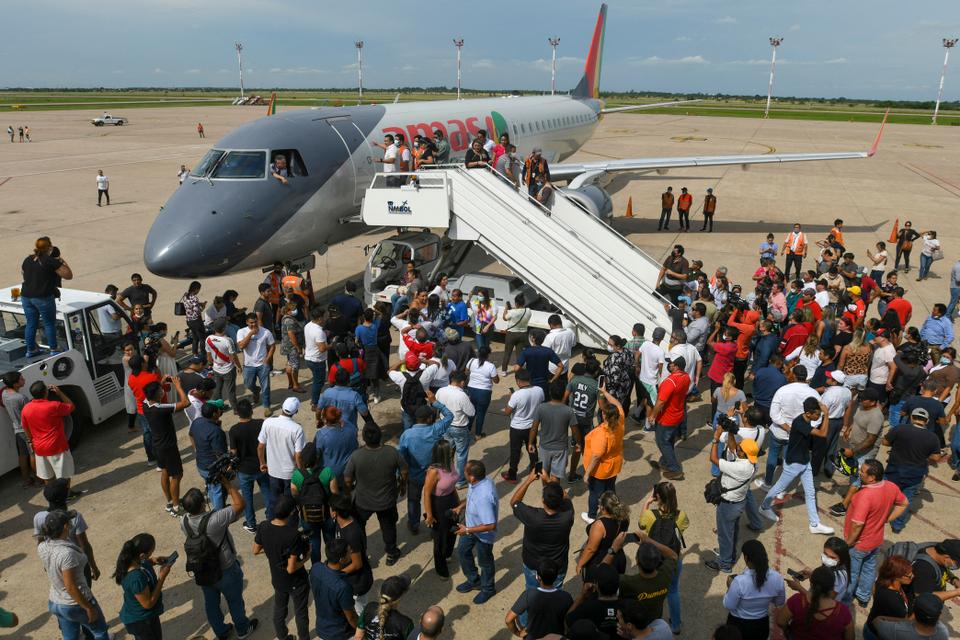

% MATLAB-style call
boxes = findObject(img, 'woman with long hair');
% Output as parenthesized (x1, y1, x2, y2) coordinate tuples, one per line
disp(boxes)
(866, 241, 888, 284)
(575, 490, 630, 577)
(863, 555, 915, 640)
(722, 539, 786, 640)
(422, 440, 460, 579)
(355, 575, 415, 640)
(114, 533, 170, 640)
(895, 220, 921, 272)
(638, 482, 689, 634)
(180, 280, 206, 356)
(712, 372, 746, 429)
(602, 335, 633, 408)
(465, 346, 499, 439)
(785, 537, 852, 603)
(830, 315, 854, 350)
(279, 301, 306, 393)
(785, 333, 821, 381)
(582, 385, 625, 520)
(838, 328, 871, 391)
(777, 565, 853, 640)
(470, 288, 498, 349)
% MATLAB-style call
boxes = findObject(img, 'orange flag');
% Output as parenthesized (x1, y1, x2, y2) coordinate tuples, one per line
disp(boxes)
(888, 218, 899, 243)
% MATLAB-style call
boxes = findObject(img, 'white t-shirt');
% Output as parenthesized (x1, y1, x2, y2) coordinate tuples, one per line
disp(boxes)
(382, 144, 398, 173)
(96, 175, 109, 190)
(303, 322, 327, 363)
(718, 458, 756, 503)
(390, 317, 411, 360)
(821, 384, 852, 419)
(203, 304, 227, 328)
(435, 385, 475, 427)
(921, 235, 941, 257)
(96, 305, 121, 333)
(237, 327, 275, 368)
(205, 334, 236, 375)
(639, 341, 664, 385)
(814, 290, 830, 310)
(257, 415, 305, 480)
(666, 343, 701, 381)
(503, 308, 532, 333)
(185, 391, 205, 424)
(178, 169, 189, 184)
(785, 347, 821, 381)
(431, 359, 456, 389)
(388, 364, 436, 393)
(869, 344, 896, 384)
(466, 358, 498, 390)
(482, 139, 495, 155)
(508, 386, 545, 430)
(543, 327, 577, 373)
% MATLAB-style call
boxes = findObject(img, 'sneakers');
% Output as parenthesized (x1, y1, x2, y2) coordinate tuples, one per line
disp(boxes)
(166, 503, 185, 517)
(456, 581, 481, 593)
(237, 618, 259, 639)
(754, 479, 772, 491)
(829, 502, 847, 517)
(649, 460, 661, 470)
(581, 512, 596, 525)
(385, 554, 400, 567)
(775, 492, 786, 500)
(809, 523, 835, 535)
(759, 506, 780, 523)
(215, 623, 235, 640)
(663, 471, 685, 481)
(500, 472, 518, 485)
(704, 559, 732, 574)
(566, 473, 582, 483)
(473, 590, 496, 604)
(243, 523, 256, 533)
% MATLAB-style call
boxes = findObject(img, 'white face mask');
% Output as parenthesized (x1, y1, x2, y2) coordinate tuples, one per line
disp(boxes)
(607, 344, 615, 352)
(821, 553, 838, 568)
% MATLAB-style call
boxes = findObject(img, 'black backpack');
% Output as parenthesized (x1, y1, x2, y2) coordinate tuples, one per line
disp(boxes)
(400, 369, 427, 416)
(298, 470, 328, 524)
(885, 541, 943, 589)
(183, 513, 231, 586)
(648, 510, 686, 555)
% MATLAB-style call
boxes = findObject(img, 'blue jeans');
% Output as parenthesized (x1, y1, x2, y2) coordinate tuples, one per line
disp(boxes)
(21, 294, 58, 353)
(48, 599, 110, 640)
(198, 466, 225, 510)
(949, 287, 960, 320)
(238, 470, 273, 528)
(655, 424, 682, 473)
(444, 426, 472, 484)
(407, 476, 425, 530)
(304, 519, 335, 564)
(887, 400, 905, 428)
(401, 411, 414, 431)
(305, 360, 327, 408)
(890, 482, 922, 531)
(520, 564, 565, 627)
(200, 561, 252, 638)
(466, 387, 493, 436)
(268, 476, 298, 527)
(716, 498, 746, 570)
(458, 534, 496, 595)
(918, 253, 933, 279)
(390, 293, 410, 316)
(762, 461, 821, 526)
(763, 437, 789, 485)
(137, 413, 156, 462)
(951, 423, 960, 470)
(587, 475, 617, 518)
(847, 546, 879, 604)
(243, 364, 271, 409)
(666, 558, 682, 632)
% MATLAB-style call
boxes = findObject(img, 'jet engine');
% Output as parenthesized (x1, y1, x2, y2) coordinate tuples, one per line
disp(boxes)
(558, 184, 613, 220)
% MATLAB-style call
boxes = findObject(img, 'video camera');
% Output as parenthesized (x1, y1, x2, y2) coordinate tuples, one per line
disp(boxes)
(727, 294, 750, 312)
(143, 325, 166, 357)
(717, 413, 739, 435)
(206, 453, 240, 483)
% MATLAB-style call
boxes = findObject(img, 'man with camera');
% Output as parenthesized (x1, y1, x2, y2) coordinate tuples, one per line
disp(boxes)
(189, 403, 229, 509)
(705, 420, 760, 573)
(181, 469, 259, 639)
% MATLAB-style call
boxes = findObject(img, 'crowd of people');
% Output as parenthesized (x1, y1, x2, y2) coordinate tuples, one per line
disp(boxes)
(7, 216, 960, 640)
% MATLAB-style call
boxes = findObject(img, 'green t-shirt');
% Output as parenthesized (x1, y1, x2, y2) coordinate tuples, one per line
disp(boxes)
(566, 375, 599, 422)
(120, 562, 163, 624)
(0, 607, 16, 628)
(618, 556, 677, 621)
(291, 466, 335, 492)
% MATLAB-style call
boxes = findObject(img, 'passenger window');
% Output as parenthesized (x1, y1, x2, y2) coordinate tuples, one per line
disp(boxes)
(212, 151, 267, 178)
(521, 123, 527, 134)
(271, 149, 309, 177)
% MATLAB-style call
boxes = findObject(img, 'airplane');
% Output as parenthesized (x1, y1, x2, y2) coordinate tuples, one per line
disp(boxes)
(144, 3, 885, 279)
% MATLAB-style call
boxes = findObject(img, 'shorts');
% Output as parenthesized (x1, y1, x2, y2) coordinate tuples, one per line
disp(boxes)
(575, 417, 593, 440)
(35, 451, 75, 480)
(15, 432, 31, 457)
(154, 446, 183, 477)
(286, 350, 301, 370)
(540, 448, 569, 478)
(641, 381, 658, 405)
(842, 374, 867, 391)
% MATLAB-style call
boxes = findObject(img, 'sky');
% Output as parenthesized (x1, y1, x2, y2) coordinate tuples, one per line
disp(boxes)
(4, 0, 960, 100)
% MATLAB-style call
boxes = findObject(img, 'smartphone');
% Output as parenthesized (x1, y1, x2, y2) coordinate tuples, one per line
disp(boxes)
(534, 461, 543, 476)
(162, 550, 179, 567)
(597, 374, 605, 388)
(508, 387, 516, 394)
(734, 400, 742, 411)
(624, 533, 641, 545)
(787, 568, 805, 581)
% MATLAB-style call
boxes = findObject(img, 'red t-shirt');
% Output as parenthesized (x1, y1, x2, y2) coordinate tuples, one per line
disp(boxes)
(128, 371, 161, 415)
(780, 324, 811, 356)
(327, 357, 367, 384)
(708, 341, 737, 384)
(844, 480, 907, 551)
(860, 276, 879, 304)
(21, 399, 73, 456)
(795, 298, 823, 322)
(656, 372, 690, 426)
(887, 298, 912, 328)
(785, 593, 851, 640)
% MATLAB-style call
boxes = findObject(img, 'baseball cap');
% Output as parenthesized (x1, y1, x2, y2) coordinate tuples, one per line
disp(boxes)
(404, 351, 421, 370)
(282, 397, 300, 415)
(914, 593, 943, 624)
(187, 355, 205, 365)
(910, 407, 930, 421)
(739, 438, 759, 464)
(938, 539, 960, 563)
(847, 286, 861, 296)
(826, 370, 846, 384)
(670, 356, 686, 371)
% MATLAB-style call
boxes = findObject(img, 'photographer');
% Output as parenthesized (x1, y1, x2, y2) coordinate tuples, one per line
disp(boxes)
(181, 473, 259, 639)
(142, 378, 190, 516)
(20, 236, 73, 357)
(188, 403, 229, 509)
(705, 422, 759, 574)
(252, 495, 310, 640)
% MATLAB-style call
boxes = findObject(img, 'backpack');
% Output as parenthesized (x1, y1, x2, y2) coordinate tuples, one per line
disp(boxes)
(298, 470, 328, 524)
(347, 357, 365, 394)
(647, 510, 686, 555)
(183, 513, 232, 586)
(400, 369, 427, 416)
(884, 541, 943, 588)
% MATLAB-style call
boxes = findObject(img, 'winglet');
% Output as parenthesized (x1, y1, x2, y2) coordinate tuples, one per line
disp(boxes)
(868, 109, 888, 157)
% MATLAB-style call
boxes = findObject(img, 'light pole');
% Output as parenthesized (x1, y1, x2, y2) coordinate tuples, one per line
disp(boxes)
(235, 42, 245, 99)
(764, 37, 783, 119)
(933, 38, 958, 125)
(453, 38, 464, 100)
(548, 37, 560, 95)
(355, 41, 364, 104)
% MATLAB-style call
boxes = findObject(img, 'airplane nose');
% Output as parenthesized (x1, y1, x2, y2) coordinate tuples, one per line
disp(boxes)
(143, 226, 215, 278)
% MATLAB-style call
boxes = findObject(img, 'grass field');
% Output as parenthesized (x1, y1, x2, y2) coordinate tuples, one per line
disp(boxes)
(1, 90, 957, 125)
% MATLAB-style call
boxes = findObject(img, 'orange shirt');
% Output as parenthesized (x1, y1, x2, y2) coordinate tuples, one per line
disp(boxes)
(831, 227, 845, 248)
(704, 194, 717, 213)
(584, 406, 624, 480)
(661, 192, 675, 208)
(677, 193, 693, 211)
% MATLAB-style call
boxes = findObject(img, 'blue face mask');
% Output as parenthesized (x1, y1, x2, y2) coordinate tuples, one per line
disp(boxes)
(941, 357, 951, 365)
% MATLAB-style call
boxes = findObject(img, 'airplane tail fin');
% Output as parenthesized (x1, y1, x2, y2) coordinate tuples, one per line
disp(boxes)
(571, 3, 607, 99)
(266, 92, 277, 116)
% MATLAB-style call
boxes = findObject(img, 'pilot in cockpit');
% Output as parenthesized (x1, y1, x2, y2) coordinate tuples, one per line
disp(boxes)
(270, 154, 290, 185)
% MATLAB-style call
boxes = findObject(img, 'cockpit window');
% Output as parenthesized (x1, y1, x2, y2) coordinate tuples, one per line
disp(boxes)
(191, 149, 225, 177)
(271, 149, 309, 177)
(211, 151, 267, 179)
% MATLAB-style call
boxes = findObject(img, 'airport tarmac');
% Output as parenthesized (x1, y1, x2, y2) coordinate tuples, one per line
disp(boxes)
(0, 106, 958, 639)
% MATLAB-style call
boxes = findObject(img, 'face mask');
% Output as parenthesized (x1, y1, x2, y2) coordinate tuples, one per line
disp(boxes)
(607, 345, 615, 352)
(821, 554, 838, 568)
(413, 142, 419, 148)
(941, 356, 951, 365)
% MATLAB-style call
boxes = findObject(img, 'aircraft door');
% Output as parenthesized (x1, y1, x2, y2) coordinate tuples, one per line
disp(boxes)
(326, 118, 373, 206)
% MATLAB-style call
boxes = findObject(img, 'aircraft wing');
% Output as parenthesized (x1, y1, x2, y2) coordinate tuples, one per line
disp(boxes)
(554, 110, 887, 186)
(600, 99, 701, 114)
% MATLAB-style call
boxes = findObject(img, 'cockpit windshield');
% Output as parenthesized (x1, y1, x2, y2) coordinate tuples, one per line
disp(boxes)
(191, 149, 225, 177)
(211, 151, 267, 179)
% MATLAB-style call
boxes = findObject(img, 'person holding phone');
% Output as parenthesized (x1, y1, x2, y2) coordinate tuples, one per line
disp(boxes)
(114, 533, 171, 640)
(581, 383, 625, 520)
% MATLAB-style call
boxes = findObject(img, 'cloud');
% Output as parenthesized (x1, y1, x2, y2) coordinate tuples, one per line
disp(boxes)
(153, 68, 165, 74)
(526, 55, 585, 72)
(216, 69, 232, 74)
(713, 16, 737, 25)
(185, 68, 201, 74)
(269, 67, 327, 75)
(788, 24, 801, 32)
(824, 57, 848, 64)
(399, 64, 418, 72)
(674, 36, 692, 42)
(630, 55, 709, 66)
(472, 58, 495, 69)
(727, 59, 769, 66)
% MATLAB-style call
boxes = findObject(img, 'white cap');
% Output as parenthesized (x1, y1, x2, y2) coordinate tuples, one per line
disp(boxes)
(282, 397, 300, 415)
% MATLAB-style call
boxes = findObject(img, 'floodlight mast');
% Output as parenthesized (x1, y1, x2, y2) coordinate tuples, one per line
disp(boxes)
(235, 42, 245, 99)
(548, 37, 561, 95)
(933, 38, 958, 125)
(453, 38, 464, 100)
(764, 37, 783, 118)
(355, 41, 364, 104)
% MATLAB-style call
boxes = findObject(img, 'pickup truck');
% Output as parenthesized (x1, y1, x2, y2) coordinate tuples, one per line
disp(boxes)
(91, 113, 128, 126)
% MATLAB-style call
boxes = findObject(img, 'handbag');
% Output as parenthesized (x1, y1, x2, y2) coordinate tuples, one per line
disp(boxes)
(931, 247, 945, 262)
(704, 467, 755, 505)
(173, 301, 186, 316)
